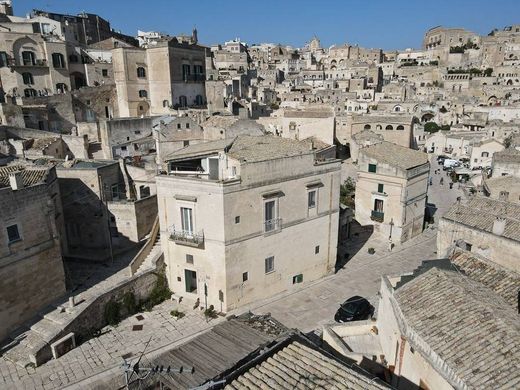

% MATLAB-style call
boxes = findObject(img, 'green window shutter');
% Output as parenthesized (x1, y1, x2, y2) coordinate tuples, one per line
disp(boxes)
(368, 164, 377, 173)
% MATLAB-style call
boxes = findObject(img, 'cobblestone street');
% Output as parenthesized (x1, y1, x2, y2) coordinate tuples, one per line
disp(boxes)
(0, 158, 463, 389)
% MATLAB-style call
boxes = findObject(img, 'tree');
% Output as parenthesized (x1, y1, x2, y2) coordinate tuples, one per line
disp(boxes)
(424, 122, 440, 133)
(340, 178, 356, 209)
(483, 68, 493, 77)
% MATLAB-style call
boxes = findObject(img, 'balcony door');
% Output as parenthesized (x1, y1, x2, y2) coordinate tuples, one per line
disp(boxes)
(374, 199, 384, 212)
(181, 207, 193, 234)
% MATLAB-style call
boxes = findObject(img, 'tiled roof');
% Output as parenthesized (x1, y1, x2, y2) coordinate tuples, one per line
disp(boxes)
(442, 197, 520, 242)
(361, 141, 429, 170)
(483, 175, 520, 194)
(227, 136, 313, 163)
(395, 267, 520, 389)
(225, 340, 390, 390)
(0, 165, 49, 188)
(450, 249, 520, 308)
(493, 148, 520, 164)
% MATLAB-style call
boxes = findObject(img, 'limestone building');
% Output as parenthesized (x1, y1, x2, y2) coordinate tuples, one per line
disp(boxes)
(156, 135, 341, 312)
(0, 165, 65, 342)
(355, 142, 429, 243)
(112, 32, 206, 117)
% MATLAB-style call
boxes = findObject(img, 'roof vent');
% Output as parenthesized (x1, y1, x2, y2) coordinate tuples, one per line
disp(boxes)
(9, 171, 24, 190)
(492, 217, 506, 236)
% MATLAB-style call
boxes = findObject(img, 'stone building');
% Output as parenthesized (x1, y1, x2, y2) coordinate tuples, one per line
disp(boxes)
(323, 256, 520, 389)
(112, 32, 206, 117)
(492, 148, 520, 177)
(156, 135, 341, 312)
(0, 165, 65, 342)
(483, 175, 520, 203)
(438, 196, 520, 272)
(355, 142, 430, 243)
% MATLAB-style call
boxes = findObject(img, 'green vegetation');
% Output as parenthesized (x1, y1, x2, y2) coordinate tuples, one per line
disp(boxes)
(483, 67, 493, 77)
(204, 305, 218, 319)
(143, 272, 172, 311)
(340, 178, 356, 209)
(424, 122, 450, 133)
(170, 309, 185, 319)
(122, 292, 138, 316)
(104, 300, 121, 326)
(368, 248, 375, 255)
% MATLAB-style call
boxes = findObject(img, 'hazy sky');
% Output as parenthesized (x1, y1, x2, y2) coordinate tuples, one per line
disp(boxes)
(14, 0, 520, 49)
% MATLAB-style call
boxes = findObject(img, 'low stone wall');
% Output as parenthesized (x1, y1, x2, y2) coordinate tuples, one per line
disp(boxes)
(32, 269, 160, 366)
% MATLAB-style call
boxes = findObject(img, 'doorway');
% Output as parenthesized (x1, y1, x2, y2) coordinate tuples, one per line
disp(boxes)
(185, 269, 197, 293)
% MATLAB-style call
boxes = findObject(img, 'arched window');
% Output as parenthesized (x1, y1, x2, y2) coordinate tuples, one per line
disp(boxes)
(24, 88, 37, 97)
(396, 125, 405, 130)
(69, 54, 79, 63)
(394, 105, 401, 112)
(195, 95, 203, 105)
(52, 53, 65, 68)
(137, 67, 146, 78)
(21, 51, 35, 66)
(481, 152, 489, 157)
(56, 83, 67, 93)
(179, 96, 187, 107)
(363, 124, 371, 130)
(22, 72, 33, 85)
(138, 90, 148, 98)
(385, 125, 394, 130)
(376, 125, 382, 130)
(162, 100, 169, 108)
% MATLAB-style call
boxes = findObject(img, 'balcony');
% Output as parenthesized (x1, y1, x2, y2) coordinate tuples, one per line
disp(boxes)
(9, 59, 48, 68)
(168, 226, 204, 247)
(371, 211, 384, 223)
(182, 74, 205, 83)
(264, 218, 282, 233)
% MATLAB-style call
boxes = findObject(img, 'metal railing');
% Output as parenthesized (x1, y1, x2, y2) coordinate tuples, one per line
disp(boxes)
(371, 211, 384, 223)
(264, 218, 282, 233)
(169, 225, 204, 245)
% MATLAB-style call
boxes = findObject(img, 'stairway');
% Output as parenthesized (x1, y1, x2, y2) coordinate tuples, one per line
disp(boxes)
(135, 233, 162, 274)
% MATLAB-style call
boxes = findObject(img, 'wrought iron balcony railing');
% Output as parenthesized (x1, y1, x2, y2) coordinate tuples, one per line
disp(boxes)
(264, 218, 282, 233)
(371, 210, 384, 223)
(168, 225, 204, 246)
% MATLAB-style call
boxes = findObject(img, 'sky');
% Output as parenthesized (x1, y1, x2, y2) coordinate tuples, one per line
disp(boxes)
(14, 0, 520, 50)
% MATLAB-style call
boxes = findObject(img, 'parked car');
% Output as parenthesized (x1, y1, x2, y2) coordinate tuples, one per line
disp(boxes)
(437, 155, 449, 163)
(334, 296, 373, 323)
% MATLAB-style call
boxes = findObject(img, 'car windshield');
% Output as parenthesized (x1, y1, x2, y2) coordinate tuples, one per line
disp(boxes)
(340, 302, 358, 316)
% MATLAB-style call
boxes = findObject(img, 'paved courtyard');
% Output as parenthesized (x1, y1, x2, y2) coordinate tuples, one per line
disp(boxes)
(0, 157, 464, 389)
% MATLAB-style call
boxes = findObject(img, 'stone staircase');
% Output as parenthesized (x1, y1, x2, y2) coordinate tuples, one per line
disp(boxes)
(135, 233, 162, 274)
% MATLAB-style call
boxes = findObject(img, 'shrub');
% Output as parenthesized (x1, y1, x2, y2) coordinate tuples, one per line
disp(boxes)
(122, 292, 138, 315)
(204, 305, 218, 319)
(340, 178, 356, 208)
(368, 248, 376, 255)
(104, 300, 121, 326)
(424, 122, 440, 133)
(170, 309, 185, 319)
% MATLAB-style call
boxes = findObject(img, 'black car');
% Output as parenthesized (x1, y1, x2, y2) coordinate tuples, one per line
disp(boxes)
(437, 155, 448, 163)
(334, 296, 373, 323)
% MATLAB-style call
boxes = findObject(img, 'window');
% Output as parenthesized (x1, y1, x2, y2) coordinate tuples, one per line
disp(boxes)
(183, 140, 189, 147)
(264, 199, 278, 232)
(22, 51, 35, 66)
(235, 216, 240, 224)
(7, 224, 20, 243)
(138, 90, 148, 98)
(195, 95, 203, 105)
(186, 254, 194, 264)
(308, 190, 316, 209)
(368, 164, 377, 173)
(465, 243, 472, 251)
(22, 72, 33, 85)
(102, 69, 108, 77)
(194, 65, 204, 74)
(52, 53, 65, 68)
(182, 64, 190, 80)
(0, 51, 7, 67)
(364, 124, 371, 130)
(111, 184, 119, 200)
(481, 152, 489, 157)
(24, 88, 37, 97)
(315, 245, 320, 254)
(56, 83, 67, 93)
(265, 256, 274, 273)
(385, 125, 394, 130)
(378, 183, 384, 193)
(242, 272, 248, 282)
(177, 123, 181, 129)
(186, 123, 190, 129)
(181, 207, 193, 233)
(374, 199, 384, 212)
(396, 125, 405, 130)
(179, 95, 187, 107)
(163, 100, 169, 108)
(137, 67, 146, 78)
(292, 274, 303, 284)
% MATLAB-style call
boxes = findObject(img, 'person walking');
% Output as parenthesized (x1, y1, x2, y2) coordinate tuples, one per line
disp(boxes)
(440, 177, 444, 185)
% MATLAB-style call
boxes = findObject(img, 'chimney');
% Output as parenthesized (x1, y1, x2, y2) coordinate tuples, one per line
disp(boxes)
(492, 217, 506, 236)
(9, 171, 24, 190)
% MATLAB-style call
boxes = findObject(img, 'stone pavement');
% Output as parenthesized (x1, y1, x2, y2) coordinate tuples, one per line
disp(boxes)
(0, 156, 464, 389)
(0, 300, 224, 389)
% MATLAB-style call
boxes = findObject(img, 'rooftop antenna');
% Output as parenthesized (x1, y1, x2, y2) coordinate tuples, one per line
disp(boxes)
(121, 336, 195, 389)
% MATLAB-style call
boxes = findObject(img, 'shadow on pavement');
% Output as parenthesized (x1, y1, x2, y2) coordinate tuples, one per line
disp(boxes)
(336, 221, 373, 272)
